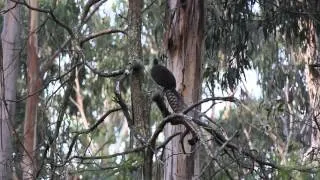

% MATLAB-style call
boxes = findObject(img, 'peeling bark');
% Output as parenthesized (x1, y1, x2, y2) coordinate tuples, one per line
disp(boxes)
(164, 0, 204, 179)
(22, 0, 41, 178)
(303, 21, 320, 159)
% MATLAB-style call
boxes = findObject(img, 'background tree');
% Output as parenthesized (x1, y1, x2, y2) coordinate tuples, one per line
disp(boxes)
(0, 1, 21, 179)
(21, 0, 40, 178)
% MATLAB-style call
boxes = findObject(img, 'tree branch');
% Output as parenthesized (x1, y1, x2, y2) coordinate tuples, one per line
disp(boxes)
(83, 0, 109, 23)
(57, 108, 122, 167)
(72, 146, 146, 160)
(10, 0, 74, 37)
(85, 62, 125, 77)
(80, 29, 127, 47)
(80, 0, 102, 23)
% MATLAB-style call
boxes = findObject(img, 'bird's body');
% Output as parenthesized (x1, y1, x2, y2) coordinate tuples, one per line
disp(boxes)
(150, 59, 184, 112)
(151, 59, 176, 89)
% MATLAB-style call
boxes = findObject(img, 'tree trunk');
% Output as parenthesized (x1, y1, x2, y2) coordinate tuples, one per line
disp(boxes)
(22, 0, 41, 178)
(303, 20, 320, 159)
(0, 1, 21, 179)
(164, 0, 204, 179)
(128, 0, 152, 179)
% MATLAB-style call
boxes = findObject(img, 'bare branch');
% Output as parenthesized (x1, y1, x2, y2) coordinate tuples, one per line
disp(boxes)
(40, 38, 71, 75)
(114, 71, 133, 125)
(10, 0, 74, 37)
(10, 0, 50, 13)
(85, 62, 125, 77)
(149, 113, 198, 148)
(72, 146, 146, 160)
(183, 96, 240, 114)
(80, 29, 127, 47)
(74, 108, 121, 134)
(156, 132, 181, 150)
(83, 0, 109, 23)
(1, 61, 82, 103)
(80, 0, 102, 23)
(60, 108, 122, 167)
(0, 1, 17, 14)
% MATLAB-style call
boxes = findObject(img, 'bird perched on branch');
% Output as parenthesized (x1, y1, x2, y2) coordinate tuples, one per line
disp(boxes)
(151, 59, 183, 112)
(151, 59, 176, 89)
(151, 59, 198, 149)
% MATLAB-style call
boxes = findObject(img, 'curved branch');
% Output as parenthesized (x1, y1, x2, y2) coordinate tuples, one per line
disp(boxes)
(156, 132, 181, 150)
(10, 0, 74, 37)
(85, 62, 125, 77)
(72, 146, 146, 161)
(40, 38, 71, 75)
(80, 29, 127, 46)
(83, 0, 109, 23)
(148, 113, 198, 149)
(0, 1, 17, 14)
(74, 108, 121, 134)
(61, 108, 122, 166)
(183, 96, 240, 114)
(48, 10, 74, 37)
(80, 0, 102, 23)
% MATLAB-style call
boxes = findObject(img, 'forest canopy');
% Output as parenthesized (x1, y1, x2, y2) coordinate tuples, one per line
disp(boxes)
(1, 0, 320, 179)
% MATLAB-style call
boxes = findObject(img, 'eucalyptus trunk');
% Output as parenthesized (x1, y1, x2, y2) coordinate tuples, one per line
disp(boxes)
(22, 0, 41, 178)
(303, 20, 320, 158)
(0, 1, 21, 179)
(164, 0, 204, 179)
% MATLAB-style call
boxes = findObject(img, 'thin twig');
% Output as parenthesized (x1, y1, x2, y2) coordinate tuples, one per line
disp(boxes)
(72, 146, 146, 160)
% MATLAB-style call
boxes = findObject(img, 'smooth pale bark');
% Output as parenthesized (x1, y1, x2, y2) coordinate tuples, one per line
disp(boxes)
(22, 0, 41, 178)
(0, 1, 21, 179)
(164, 0, 204, 179)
